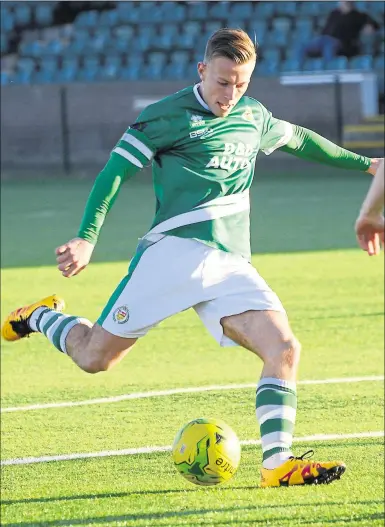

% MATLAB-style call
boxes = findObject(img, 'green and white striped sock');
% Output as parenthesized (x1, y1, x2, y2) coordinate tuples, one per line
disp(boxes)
(256, 377, 297, 470)
(29, 307, 88, 354)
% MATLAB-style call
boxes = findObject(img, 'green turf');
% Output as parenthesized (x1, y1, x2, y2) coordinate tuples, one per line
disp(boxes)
(1, 171, 384, 526)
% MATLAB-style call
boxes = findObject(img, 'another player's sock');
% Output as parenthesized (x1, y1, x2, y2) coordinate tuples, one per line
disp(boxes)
(29, 307, 88, 354)
(256, 377, 297, 470)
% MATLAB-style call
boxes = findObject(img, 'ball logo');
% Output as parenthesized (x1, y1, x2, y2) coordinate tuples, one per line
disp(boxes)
(113, 305, 130, 324)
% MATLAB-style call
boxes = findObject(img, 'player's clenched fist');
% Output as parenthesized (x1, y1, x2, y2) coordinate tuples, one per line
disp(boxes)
(55, 237, 95, 278)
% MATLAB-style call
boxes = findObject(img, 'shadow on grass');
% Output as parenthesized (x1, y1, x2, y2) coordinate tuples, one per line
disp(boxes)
(2, 501, 383, 527)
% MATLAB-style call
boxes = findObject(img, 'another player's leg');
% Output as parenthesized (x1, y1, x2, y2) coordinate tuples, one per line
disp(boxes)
(1, 294, 137, 373)
(221, 310, 346, 487)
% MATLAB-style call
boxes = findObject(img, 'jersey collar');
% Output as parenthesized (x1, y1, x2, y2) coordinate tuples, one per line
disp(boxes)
(193, 84, 210, 111)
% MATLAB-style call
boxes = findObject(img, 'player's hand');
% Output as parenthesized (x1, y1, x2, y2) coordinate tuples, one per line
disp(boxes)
(366, 158, 384, 176)
(55, 237, 95, 277)
(355, 213, 385, 256)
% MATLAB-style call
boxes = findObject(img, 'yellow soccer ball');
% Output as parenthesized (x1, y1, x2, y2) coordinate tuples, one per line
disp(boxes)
(172, 417, 241, 486)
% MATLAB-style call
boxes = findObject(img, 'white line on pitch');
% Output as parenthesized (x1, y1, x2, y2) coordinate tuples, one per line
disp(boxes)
(2, 431, 383, 466)
(1, 376, 383, 414)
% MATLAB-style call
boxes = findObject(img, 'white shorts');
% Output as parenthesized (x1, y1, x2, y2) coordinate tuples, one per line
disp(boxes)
(98, 235, 285, 346)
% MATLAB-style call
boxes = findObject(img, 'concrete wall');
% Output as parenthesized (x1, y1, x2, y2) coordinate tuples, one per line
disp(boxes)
(1, 77, 363, 171)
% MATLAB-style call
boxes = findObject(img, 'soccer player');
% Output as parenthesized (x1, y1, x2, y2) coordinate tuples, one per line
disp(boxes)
(355, 159, 384, 255)
(2, 29, 383, 487)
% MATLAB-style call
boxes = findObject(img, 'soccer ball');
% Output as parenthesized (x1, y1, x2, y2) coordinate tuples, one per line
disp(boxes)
(172, 417, 241, 486)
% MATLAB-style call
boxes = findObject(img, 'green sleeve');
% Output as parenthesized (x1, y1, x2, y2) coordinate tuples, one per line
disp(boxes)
(77, 153, 140, 244)
(280, 125, 371, 171)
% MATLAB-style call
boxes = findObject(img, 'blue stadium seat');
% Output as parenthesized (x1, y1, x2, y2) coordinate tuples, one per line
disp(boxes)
(114, 25, 135, 40)
(119, 65, 141, 80)
(159, 23, 179, 38)
(138, 2, 164, 23)
(127, 54, 144, 68)
(272, 18, 292, 34)
(99, 9, 119, 27)
(14, 4, 32, 26)
(164, 62, 187, 80)
(35, 4, 54, 26)
(295, 18, 314, 39)
(87, 34, 109, 53)
(40, 56, 59, 73)
(143, 63, 163, 80)
(184, 21, 201, 38)
(139, 24, 156, 40)
(33, 69, 55, 84)
(256, 59, 280, 76)
(170, 50, 190, 65)
(349, 55, 374, 71)
(187, 2, 208, 21)
(209, 1, 231, 19)
(359, 33, 377, 55)
(176, 33, 195, 49)
(162, 3, 187, 22)
(1, 11, 15, 32)
(265, 31, 290, 49)
(104, 54, 124, 69)
(186, 62, 199, 80)
(325, 57, 348, 70)
(205, 21, 222, 36)
(274, 2, 297, 17)
(98, 63, 119, 81)
(147, 51, 168, 67)
(54, 68, 77, 83)
(298, 2, 322, 16)
(1, 34, 8, 54)
(62, 56, 80, 71)
(77, 67, 98, 82)
(1, 71, 11, 85)
(116, 3, 140, 23)
(17, 57, 35, 74)
(229, 1, 254, 19)
(303, 58, 325, 71)
(83, 55, 100, 70)
(63, 40, 86, 56)
(261, 48, 281, 63)
(280, 58, 301, 72)
(42, 39, 65, 55)
(74, 10, 99, 28)
(153, 33, 174, 51)
(254, 2, 274, 19)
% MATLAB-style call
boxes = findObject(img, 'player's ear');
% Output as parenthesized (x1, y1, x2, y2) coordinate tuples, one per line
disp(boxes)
(197, 62, 206, 81)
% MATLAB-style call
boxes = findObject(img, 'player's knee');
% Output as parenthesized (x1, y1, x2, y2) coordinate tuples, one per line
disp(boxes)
(280, 337, 301, 369)
(78, 353, 114, 374)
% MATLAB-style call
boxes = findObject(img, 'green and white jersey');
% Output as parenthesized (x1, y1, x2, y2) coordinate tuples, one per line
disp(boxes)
(113, 85, 293, 260)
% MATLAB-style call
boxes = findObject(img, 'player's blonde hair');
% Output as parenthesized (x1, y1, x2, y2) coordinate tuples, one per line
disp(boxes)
(204, 28, 257, 64)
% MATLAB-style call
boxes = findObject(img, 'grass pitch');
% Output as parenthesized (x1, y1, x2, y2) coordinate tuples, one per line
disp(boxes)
(1, 168, 384, 526)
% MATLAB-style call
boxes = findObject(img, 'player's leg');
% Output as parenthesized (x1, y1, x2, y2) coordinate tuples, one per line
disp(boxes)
(1, 294, 137, 373)
(194, 249, 346, 487)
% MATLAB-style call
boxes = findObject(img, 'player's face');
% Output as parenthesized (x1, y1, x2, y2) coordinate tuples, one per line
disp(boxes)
(198, 57, 255, 117)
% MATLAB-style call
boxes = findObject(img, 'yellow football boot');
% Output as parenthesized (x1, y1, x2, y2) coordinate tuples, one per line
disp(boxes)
(1, 295, 65, 341)
(260, 450, 346, 487)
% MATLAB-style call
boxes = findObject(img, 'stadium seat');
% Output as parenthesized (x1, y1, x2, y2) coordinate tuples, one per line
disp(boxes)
(1, 11, 15, 32)
(147, 51, 168, 67)
(280, 58, 301, 73)
(17, 57, 35, 74)
(176, 33, 195, 50)
(256, 59, 280, 76)
(164, 62, 187, 80)
(83, 55, 100, 70)
(254, 2, 274, 19)
(265, 31, 290, 49)
(229, 1, 254, 19)
(298, 2, 322, 17)
(186, 62, 199, 80)
(205, 21, 223, 36)
(104, 54, 124, 69)
(303, 58, 325, 71)
(154, 33, 175, 51)
(127, 54, 144, 68)
(98, 63, 119, 81)
(1, 34, 8, 54)
(187, 2, 209, 21)
(170, 50, 190, 65)
(274, 2, 297, 17)
(13, 70, 33, 84)
(74, 10, 99, 28)
(374, 55, 385, 72)
(159, 23, 179, 38)
(1, 71, 10, 85)
(261, 48, 281, 63)
(359, 33, 377, 55)
(295, 18, 314, 38)
(54, 68, 77, 83)
(62, 56, 80, 71)
(163, 3, 187, 22)
(325, 57, 348, 70)
(14, 4, 32, 26)
(77, 67, 98, 82)
(33, 69, 55, 84)
(143, 63, 163, 80)
(349, 55, 374, 70)
(119, 64, 141, 80)
(272, 18, 292, 34)
(114, 25, 135, 40)
(99, 9, 119, 27)
(208, 1, 231, 19)
(40, 56, 59, 73)
(88, 34, 109, 53)
(116, 3, 140, 24)
(184, 21, 201, 38)
(35, 4, 54, 26)
(43, 39, 65, 55)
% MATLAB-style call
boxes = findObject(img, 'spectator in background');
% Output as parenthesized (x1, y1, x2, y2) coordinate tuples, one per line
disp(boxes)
(297, 0, 379, 66)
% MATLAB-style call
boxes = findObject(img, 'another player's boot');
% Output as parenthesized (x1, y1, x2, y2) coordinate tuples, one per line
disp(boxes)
(260, 450, 346, 487)
(1, 295, 65, 341)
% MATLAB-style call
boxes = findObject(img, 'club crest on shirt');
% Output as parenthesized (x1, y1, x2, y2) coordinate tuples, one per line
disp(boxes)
(113, 305, 130, 324)
(189, 113, 206, 127)
(242, 107, 254, 122)
(130, 122, 147, 132)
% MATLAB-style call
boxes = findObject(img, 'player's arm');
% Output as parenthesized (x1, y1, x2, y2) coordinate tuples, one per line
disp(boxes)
(279, 125, 378, 174)
(355, 159, 384, 256)
(56, 113, 165, 277)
